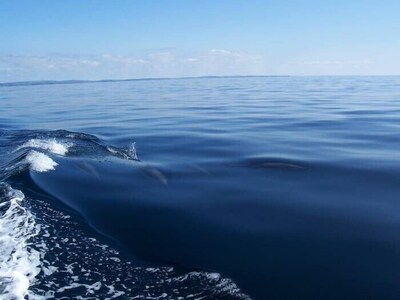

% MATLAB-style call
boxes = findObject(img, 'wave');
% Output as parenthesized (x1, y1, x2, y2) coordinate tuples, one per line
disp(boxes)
(0, 129, 250, 299)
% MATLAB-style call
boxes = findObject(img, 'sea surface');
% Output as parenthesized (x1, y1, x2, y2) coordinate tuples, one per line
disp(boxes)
(1, 76, 400, 299)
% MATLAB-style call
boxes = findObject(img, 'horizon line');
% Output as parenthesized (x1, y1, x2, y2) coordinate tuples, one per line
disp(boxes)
(1, 74, 399, 87)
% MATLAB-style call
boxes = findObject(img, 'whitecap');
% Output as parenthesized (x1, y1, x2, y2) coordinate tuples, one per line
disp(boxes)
(25, 151, 58, 173)
(17, 139, 72, 156)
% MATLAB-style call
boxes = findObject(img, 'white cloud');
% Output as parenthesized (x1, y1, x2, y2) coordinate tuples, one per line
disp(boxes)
(301, 60, 373, 66)
(101, 55, 147, 65)
(207, 49, 262, 62)
(0, 50, 268, 82)
(0, 55, 101, 70)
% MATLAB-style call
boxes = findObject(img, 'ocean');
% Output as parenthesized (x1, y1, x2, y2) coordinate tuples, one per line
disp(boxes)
(1, 76, 400, 299)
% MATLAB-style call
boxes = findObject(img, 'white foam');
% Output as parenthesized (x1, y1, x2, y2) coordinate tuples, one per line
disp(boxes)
(128, 142, 139, 160)
(0, 185, 42, 300)
(17, 139, 72, 156)
(25, 151, 58, 173)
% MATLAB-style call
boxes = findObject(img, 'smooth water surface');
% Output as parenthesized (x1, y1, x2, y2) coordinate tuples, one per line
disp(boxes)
(1, 76, 400, 299)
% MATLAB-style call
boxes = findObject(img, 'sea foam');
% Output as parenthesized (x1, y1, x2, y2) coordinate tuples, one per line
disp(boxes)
(25, 151, 58, 173)
(0, 184, 42, 300)
(17, 139, 72, 156)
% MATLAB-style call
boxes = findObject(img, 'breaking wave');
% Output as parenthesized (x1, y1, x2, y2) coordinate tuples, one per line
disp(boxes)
(17, 139, 73, 156)
(25, 151, 58, 173)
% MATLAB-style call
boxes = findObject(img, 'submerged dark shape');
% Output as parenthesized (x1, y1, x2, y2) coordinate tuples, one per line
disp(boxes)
(256, 161, 303, 169)
(237, 157, 305, 170)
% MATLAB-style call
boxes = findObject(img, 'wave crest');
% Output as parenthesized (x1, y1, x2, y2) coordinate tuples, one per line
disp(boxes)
(25, 151, 58, 173)
(17, 139, 72, 156)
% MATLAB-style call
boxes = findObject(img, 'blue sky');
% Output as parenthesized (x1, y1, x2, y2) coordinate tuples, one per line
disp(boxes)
(1, 0, 399, 81)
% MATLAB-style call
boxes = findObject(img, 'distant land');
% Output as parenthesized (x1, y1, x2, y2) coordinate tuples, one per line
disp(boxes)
(0, 75, 296, 87)
(1, 75, 398, 88)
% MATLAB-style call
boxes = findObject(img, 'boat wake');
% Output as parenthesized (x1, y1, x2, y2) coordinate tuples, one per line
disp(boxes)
(0, 129, 250, 299)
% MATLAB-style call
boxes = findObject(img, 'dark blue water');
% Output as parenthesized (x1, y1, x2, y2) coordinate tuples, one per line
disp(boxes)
(1, 76, 400, 299)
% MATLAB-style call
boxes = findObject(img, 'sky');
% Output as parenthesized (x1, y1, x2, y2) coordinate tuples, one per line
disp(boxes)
(1, 0, 399, 82)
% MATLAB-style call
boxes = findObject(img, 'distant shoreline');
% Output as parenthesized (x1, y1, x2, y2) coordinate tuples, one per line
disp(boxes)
(0, 75, 289, 87)
(2, 74, 399, 88)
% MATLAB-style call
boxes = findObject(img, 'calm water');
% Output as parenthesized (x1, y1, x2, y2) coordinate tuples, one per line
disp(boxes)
(1, 76, 400, 299)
